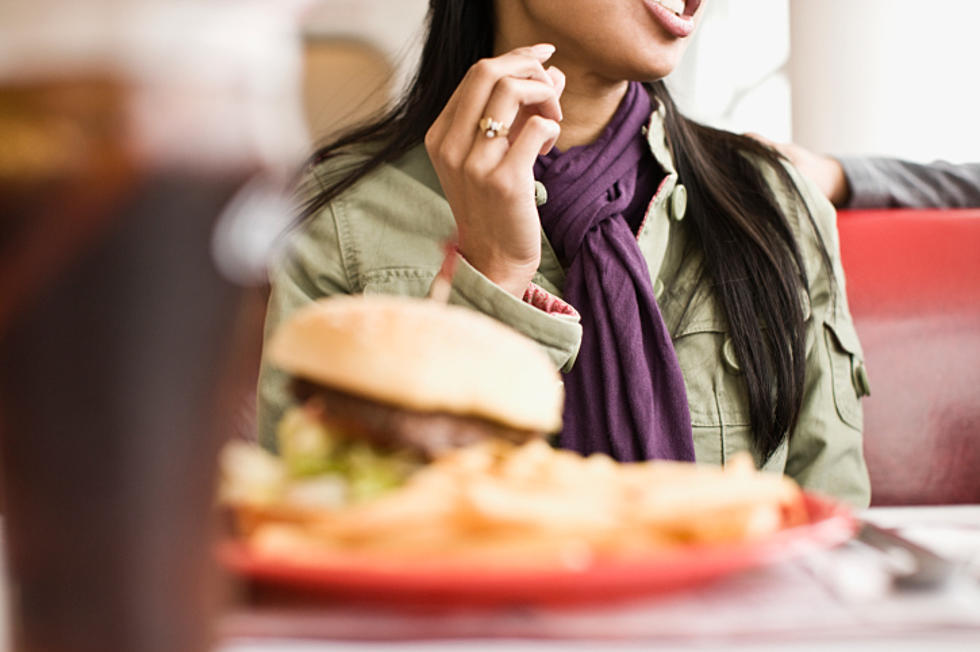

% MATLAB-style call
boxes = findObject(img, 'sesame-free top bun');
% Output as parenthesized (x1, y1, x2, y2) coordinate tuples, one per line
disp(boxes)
(268, 295, 563, 433)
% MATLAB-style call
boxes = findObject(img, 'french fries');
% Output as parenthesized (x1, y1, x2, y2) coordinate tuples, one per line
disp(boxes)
(222, 440, 807, 569)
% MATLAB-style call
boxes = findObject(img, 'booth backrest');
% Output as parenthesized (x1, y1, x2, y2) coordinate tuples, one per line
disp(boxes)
(837, 209, 980, 505)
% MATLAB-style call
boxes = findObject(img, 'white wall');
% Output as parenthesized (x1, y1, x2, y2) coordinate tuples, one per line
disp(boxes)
(789, 0, 980, 163)
(670, 0, 793, 141)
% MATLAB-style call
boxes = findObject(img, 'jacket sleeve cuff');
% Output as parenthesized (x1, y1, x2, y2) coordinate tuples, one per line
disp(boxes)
(838, 156, 895, 209)
(443, 255, 582, 372)
(523, 281, 579, 317)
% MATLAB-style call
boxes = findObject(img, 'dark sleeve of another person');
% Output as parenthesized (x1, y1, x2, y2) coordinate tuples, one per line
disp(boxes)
(838, 157, 980, 209)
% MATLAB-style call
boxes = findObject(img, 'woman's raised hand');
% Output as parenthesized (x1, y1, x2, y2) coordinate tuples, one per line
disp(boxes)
(425, 44, 565, 298)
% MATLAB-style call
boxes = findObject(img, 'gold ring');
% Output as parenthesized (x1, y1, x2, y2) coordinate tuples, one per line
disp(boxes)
(479, 116, 510, 139)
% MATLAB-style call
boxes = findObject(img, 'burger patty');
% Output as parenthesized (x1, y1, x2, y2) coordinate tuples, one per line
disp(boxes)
(293, 380, 540, 459)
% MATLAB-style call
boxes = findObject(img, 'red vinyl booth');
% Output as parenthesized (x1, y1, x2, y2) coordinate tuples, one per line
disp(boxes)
(837, 209, 980, 505)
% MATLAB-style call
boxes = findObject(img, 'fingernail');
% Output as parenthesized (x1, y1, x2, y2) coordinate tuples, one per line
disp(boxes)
(547, 65, 562, 83)
(531, 43, 556, 59)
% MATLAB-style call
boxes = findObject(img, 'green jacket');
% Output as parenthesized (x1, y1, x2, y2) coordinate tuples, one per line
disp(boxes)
(258, 105, 872, 507)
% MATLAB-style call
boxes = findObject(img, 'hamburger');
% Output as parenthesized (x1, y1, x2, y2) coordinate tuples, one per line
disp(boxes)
(220, 295, 810, 572)
(231, 294, 564, 508)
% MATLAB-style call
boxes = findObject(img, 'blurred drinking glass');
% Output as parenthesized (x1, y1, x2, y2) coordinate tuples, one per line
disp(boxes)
(0, 1, 308, 650)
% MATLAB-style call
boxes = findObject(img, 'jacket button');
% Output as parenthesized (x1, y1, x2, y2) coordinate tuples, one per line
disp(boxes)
(534, 180, 548, 207)
(723, 337, 741, 373)
(653, 278, 665, 299)
(853, 363, 871, 398)
(670, 183, 688, 222)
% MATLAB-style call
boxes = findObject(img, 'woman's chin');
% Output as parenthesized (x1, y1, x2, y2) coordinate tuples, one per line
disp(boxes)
(617, 48, 687, 83)
(624, 63, 680, 85)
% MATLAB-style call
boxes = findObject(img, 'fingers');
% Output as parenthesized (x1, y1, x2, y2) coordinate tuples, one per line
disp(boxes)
(462, 75, 564, 184)
(508, 64, 564, 146)
(545, 65, 566, 99)
(428, 48, 553, 149)
(475, 75, 561, 143)
(427, 45, 559, 170)
(500, 114, 561, 173)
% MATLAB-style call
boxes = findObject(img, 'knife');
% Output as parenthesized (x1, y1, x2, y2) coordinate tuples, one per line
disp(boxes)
(856, 520, 958, 589)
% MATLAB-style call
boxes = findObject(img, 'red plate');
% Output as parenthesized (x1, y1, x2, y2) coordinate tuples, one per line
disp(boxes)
(219, 493, 854, 605)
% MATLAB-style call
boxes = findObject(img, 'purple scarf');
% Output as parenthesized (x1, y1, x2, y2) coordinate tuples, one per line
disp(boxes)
(534, 82, 694, 462)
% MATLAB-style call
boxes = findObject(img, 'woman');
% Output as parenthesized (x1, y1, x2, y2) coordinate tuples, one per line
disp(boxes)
(258, 0, 871, 506)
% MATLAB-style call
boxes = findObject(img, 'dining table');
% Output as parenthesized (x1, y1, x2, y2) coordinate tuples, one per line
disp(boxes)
(1, 505, 977, 651)
(211, 504, 980, 652)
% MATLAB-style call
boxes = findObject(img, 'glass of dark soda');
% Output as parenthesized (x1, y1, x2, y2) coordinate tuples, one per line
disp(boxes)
(0, 3, 308, 650)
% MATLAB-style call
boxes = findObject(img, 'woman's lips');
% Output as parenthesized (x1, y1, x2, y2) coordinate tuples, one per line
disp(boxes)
(644, 0, 702, 39)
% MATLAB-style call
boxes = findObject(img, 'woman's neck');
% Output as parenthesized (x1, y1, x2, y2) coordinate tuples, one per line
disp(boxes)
(554, 75, 630, 151)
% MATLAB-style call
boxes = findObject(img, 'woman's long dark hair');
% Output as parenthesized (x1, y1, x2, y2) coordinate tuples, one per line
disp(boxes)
(302, 0, 827, 461)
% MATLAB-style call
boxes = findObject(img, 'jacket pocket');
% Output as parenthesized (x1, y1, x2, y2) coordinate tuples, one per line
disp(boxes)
(674, 312, 806, 472)
(674, 320, 779, 469)
(673, 319, 751, 429)
(823, 317, 867, 431)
